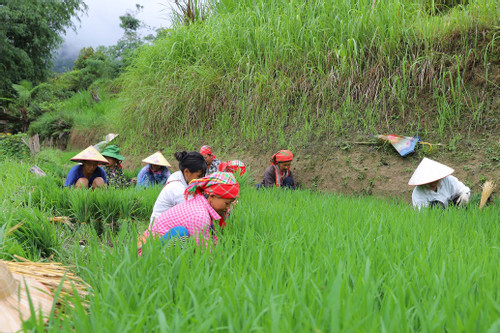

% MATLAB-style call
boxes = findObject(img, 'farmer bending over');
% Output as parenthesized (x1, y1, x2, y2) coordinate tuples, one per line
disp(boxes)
(200, 145, 221, 175)
(260, 150, 295, 189)
(64, 146, 107, 189)
(136, 151, 171, 188)
(409, 158, 470, 209)
(138, 172, 239, 255)
(150, 151, 207, 226)
(219, 160, 247, 176)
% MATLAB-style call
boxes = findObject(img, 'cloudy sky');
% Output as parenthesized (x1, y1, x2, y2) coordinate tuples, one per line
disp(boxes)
(61, 0, 174, 52)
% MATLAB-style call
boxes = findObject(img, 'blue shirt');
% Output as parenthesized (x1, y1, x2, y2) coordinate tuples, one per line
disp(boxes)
(64, 164, 107, 187)
(136, 165, 171, 189)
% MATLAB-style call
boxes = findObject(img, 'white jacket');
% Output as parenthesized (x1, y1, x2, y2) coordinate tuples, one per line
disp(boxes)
(412, 175, 470, 209)
(150, 171, 190, 226)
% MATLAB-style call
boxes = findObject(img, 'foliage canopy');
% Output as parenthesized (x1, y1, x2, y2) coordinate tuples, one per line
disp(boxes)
(0, 0, 87, 99)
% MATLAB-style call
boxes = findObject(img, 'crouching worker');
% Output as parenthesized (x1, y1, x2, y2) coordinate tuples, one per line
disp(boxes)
(200, 145, 221, 175)
(259, 150, 295, 189)
(409, 158, 470, 209)
(101, 145, 129, 189)
(150, 151, 207, 226)
(136, 151, 172, 188)
(219, 160, 246, 176)
(64, 146, 108, 189)
(138, 172, 239, 255)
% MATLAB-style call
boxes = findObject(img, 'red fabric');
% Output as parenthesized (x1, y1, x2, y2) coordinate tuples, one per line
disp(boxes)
(218, 160, 247, 176)
(208, 183, 239, 228)
(270, 150, 293, 165)
(218, 162, 228, 172)
(200, 145, 212, 155)
(185, 172, 239, 229)
(206, 183, 240, 199)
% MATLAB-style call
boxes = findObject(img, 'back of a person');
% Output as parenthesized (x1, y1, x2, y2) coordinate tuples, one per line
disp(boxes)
(151, 196, 211, 235)
(150, 171, 187, 223)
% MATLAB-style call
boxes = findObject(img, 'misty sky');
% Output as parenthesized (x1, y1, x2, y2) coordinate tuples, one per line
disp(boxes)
(61, 0, 174, 53)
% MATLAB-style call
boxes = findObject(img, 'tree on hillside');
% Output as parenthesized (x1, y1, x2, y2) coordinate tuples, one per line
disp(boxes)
(109, 4, 155, 68)
(0, 0, 87, 100)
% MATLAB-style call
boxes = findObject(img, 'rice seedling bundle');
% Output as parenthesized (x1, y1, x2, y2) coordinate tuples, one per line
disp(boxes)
(1, 256, 88, 300)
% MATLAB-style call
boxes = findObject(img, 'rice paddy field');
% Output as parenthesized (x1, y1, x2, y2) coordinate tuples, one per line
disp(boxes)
(1, 150, 499, 332)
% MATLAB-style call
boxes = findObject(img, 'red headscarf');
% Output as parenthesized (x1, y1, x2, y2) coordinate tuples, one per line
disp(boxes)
(270, 150, 293, 187)
(185, 172, 239, 228)
(218, 160, 247, 176)
(270, 150, 293, 165)
(200, 145, 216, 158)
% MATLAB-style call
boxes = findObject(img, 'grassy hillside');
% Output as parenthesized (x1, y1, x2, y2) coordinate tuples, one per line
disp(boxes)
(113, 0, 499, 152)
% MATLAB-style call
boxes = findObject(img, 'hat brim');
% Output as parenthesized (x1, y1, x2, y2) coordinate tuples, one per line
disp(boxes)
(0, 273, 53, 332)
(70, 146, 109, 164)
(70, 158, 109, 164)
(142, 151, 171, 167)
(101, 153, 125, 161)
(408, 158, 455, 186)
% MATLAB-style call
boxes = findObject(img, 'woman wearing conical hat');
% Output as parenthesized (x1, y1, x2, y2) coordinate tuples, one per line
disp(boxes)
(136, 151, 172, 188)
(64, 146, 108, 189)
(260, 150, 295, 189)
(409, 158, 470, 209)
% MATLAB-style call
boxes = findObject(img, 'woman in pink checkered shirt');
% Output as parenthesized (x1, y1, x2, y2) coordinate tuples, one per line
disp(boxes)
(138, 172, 239, 254)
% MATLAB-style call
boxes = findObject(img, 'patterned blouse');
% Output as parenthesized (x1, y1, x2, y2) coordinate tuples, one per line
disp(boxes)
(140, 194, 221, 253)
(207, 158, 221, 175)
(102, 165, 129, 189)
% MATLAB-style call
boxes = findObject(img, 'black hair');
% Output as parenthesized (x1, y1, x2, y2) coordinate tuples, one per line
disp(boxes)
(174, 151, 207, 175)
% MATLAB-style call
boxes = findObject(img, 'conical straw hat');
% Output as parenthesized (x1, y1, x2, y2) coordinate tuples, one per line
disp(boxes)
(70, 146, 109, 164)
(408, 158, 454, 186)
(105, 133, 119, 142)
(0, 262, 54, 333)
(142, 151, 171, 167)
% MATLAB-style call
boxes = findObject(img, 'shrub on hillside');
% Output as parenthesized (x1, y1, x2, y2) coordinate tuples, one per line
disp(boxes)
(28, 112, 73, 143)
(0, 133, 30, 159)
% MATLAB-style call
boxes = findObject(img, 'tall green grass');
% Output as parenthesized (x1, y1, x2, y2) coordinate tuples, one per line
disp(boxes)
(61, 90, 121, 131)
(114, 0, 499, 152)
(1, 155, 499, 330)
(19, 187, 500, 332)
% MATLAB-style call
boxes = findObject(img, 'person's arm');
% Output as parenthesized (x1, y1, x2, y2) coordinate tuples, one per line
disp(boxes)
(97, 166, 107, 183)
(412, 187, 430, 209)
(136, 167, 148, 188)
(261, 166, 276, 186)
(64, 166, 78, 187)
(164, 167, 172, 180)
(446, 175, 470, 205)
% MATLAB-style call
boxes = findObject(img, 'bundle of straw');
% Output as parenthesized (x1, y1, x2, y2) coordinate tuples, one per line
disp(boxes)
(1, 256, 89, 301)
(479, 181, 496, 210)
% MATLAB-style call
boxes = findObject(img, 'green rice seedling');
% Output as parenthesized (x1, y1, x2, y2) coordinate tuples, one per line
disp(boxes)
(7, 208, 60, 260)
(30, 182, 499, 332)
